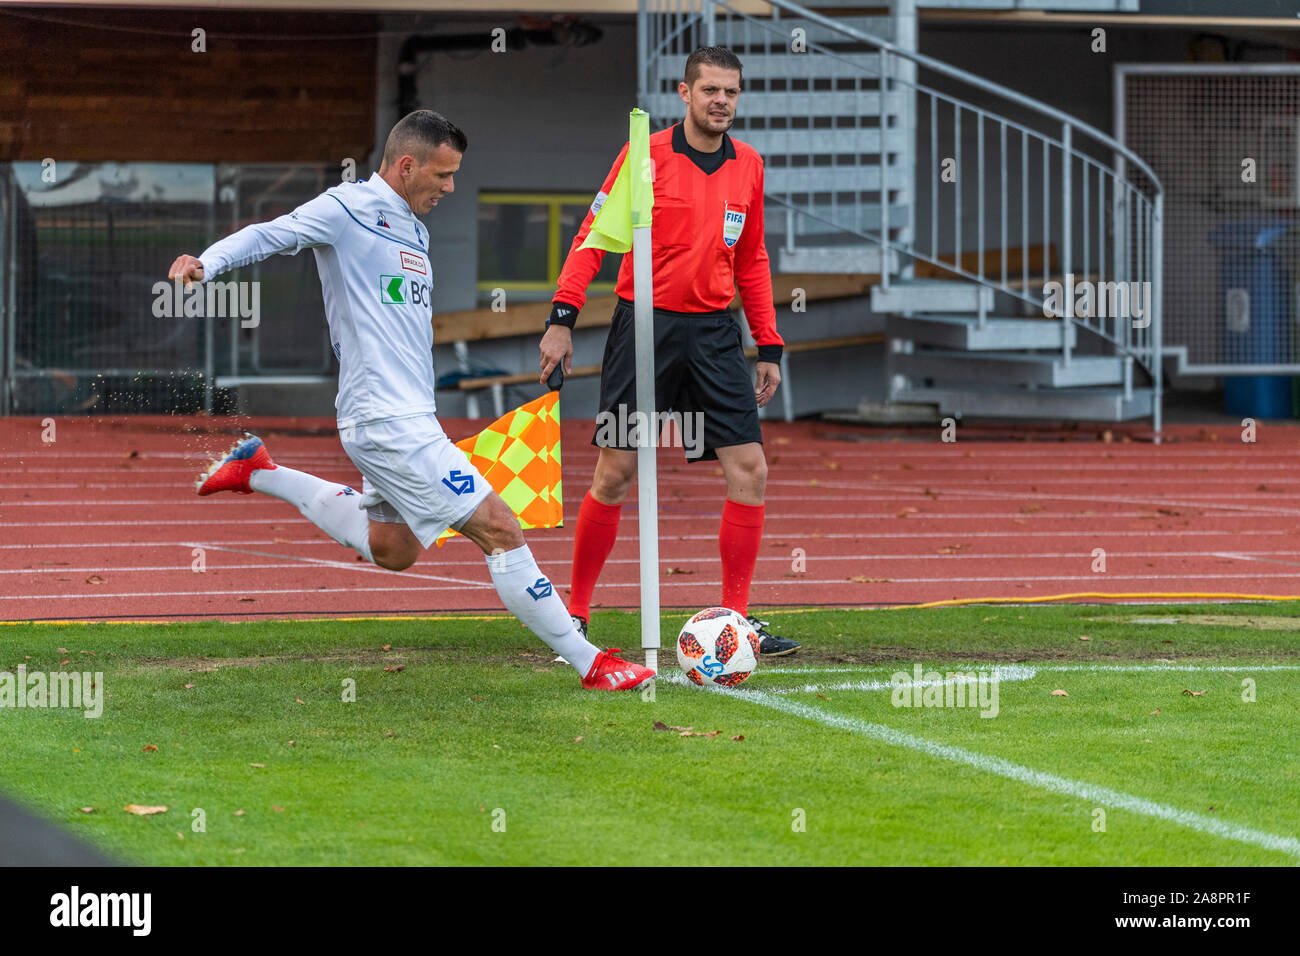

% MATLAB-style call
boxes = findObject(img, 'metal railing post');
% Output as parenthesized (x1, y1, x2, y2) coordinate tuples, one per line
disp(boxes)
(1152, 191, 1164, 443)
(1060, 123, 1072, 367)
(880, 48, 891, 291)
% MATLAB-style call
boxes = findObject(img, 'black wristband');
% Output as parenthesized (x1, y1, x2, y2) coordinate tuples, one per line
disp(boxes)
(546, 302, 580, 329)
(756, 344, 784, 364)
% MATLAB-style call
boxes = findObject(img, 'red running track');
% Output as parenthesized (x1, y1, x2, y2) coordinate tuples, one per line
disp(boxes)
(3, 414, 1300, 622)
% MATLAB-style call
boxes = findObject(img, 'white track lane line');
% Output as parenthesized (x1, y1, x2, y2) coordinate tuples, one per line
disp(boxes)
(658, 671, 1300, 860)
(9, 570, 1300, 602)
(2, 529, 1288, 549)
(14, 548, 1300, 573)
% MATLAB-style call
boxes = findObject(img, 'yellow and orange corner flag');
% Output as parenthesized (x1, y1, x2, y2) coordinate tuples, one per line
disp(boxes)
(435, 391, 562, 546)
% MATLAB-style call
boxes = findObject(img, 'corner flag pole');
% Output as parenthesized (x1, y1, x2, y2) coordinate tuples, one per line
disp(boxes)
(628, 108, 659, 672)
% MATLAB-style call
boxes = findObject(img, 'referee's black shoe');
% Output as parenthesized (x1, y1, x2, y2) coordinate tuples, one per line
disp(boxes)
(747, 615, 800, 656)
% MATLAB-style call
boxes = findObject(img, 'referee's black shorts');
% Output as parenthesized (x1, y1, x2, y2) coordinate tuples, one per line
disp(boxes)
(593, 298, 762, 462)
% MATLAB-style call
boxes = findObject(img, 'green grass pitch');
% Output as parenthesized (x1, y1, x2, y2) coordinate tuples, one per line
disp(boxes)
(1, 604, 1297, 865)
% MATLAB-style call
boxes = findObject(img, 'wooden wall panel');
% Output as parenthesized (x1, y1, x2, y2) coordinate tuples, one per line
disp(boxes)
(0, 9, 377, 162)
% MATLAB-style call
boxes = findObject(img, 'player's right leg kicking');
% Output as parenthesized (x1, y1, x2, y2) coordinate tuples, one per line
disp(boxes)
(196, 434, 652, 690)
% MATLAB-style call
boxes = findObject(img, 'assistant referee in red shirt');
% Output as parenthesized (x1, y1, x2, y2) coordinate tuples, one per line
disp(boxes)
(538, 45, 799, 656)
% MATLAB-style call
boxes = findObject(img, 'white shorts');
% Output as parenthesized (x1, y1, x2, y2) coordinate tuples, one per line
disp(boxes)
(341, 413, 490, 549)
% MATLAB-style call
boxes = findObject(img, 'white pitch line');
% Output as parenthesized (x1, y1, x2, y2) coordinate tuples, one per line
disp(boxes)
(660, 672, 1300, 860)
(768, 665, 1038, 695)
(758, 664, 1300, 676)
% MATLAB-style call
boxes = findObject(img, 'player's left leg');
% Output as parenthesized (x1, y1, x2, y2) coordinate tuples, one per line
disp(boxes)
(456, 492, 653, 690)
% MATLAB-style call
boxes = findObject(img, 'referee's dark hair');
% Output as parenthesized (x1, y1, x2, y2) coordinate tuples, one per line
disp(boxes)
(382, 110, 468, 167)
(684, 46, 743, 87)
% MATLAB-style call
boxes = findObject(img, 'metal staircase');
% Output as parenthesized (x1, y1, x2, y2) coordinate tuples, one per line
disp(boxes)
(638, 0, 1163, 432)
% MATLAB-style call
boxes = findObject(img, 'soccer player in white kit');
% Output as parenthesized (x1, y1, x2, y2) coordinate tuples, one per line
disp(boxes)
(167, 110, 652, 691)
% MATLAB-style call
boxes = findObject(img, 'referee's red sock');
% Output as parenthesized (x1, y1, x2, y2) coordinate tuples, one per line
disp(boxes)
(719, 499, 765, 617)
(568, 491, 623, 621)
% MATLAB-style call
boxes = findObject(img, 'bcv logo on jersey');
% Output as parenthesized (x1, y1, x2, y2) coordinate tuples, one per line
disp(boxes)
(722, 204, 746, 247)
(380, 275, 429, 307)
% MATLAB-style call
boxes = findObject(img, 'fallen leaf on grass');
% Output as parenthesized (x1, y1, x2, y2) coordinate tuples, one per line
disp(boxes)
(78, 808, 95, 814)
(183, 683, 195, 690)
(56, 648, 68, 654)
(573, 736, 583, 743)
(384, 731, 395, 738)
(816, 693, 832, 700)
(1149, 709, 1161, 716)
(286, 740, 295, 747)
(176, 832, 184, 841)
(679, 730, 723, 738)
(731, 735, 745, 741)
(294, 698, 304, 704)
(653, 721, 670, 731)
(1182, 689, 1206, 696)
(123, 805, 168, 816)
(383, 665, 405, 673)
(1050, 689, 1069, 697)
(272, 806, 284, 813)
(234, 810, 245, 816)
(1078, 635, 1091, 641)
(249, 763, 265, 768)
(382, 644, 391, 651)
(141, 744, 158, 753)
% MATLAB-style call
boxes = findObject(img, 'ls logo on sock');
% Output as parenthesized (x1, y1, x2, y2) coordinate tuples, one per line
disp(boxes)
(526, 577, 553, 601)
(441, 470, 475, 496)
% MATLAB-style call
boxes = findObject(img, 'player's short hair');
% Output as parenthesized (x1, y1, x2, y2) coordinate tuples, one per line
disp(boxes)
(683, 46, 743, 88)
(381, 110, 468, 167)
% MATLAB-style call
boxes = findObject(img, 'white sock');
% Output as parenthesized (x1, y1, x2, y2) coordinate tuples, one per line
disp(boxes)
(488, 544, 599, 676)
(250, 466, 374, 563)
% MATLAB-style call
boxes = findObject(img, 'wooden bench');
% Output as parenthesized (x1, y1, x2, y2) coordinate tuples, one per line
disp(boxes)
(435, 273, 884, 420)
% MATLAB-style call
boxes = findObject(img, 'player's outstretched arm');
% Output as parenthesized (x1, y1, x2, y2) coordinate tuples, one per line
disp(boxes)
(184, 191, 346, 284)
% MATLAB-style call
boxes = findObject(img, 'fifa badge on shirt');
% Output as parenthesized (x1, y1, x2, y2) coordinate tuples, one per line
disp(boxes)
(723, 203, 746, 248)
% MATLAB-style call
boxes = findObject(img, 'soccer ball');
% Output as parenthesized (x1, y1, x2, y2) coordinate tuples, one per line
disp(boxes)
(676, 607, 760, 687)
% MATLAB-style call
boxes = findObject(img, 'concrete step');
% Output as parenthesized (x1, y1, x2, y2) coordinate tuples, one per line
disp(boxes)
(894, 384, 1153, 422)
(714, 16, 894, 47)
(737, 126, 910, 159)
(777, 245, 898, 274)
(887, 314, 1075, 350)
(872, 280, 993, 314)
(893, 350, 1125, 388)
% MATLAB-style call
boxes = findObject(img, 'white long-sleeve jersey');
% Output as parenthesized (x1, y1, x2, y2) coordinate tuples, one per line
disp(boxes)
(198, 175, 436, 428)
